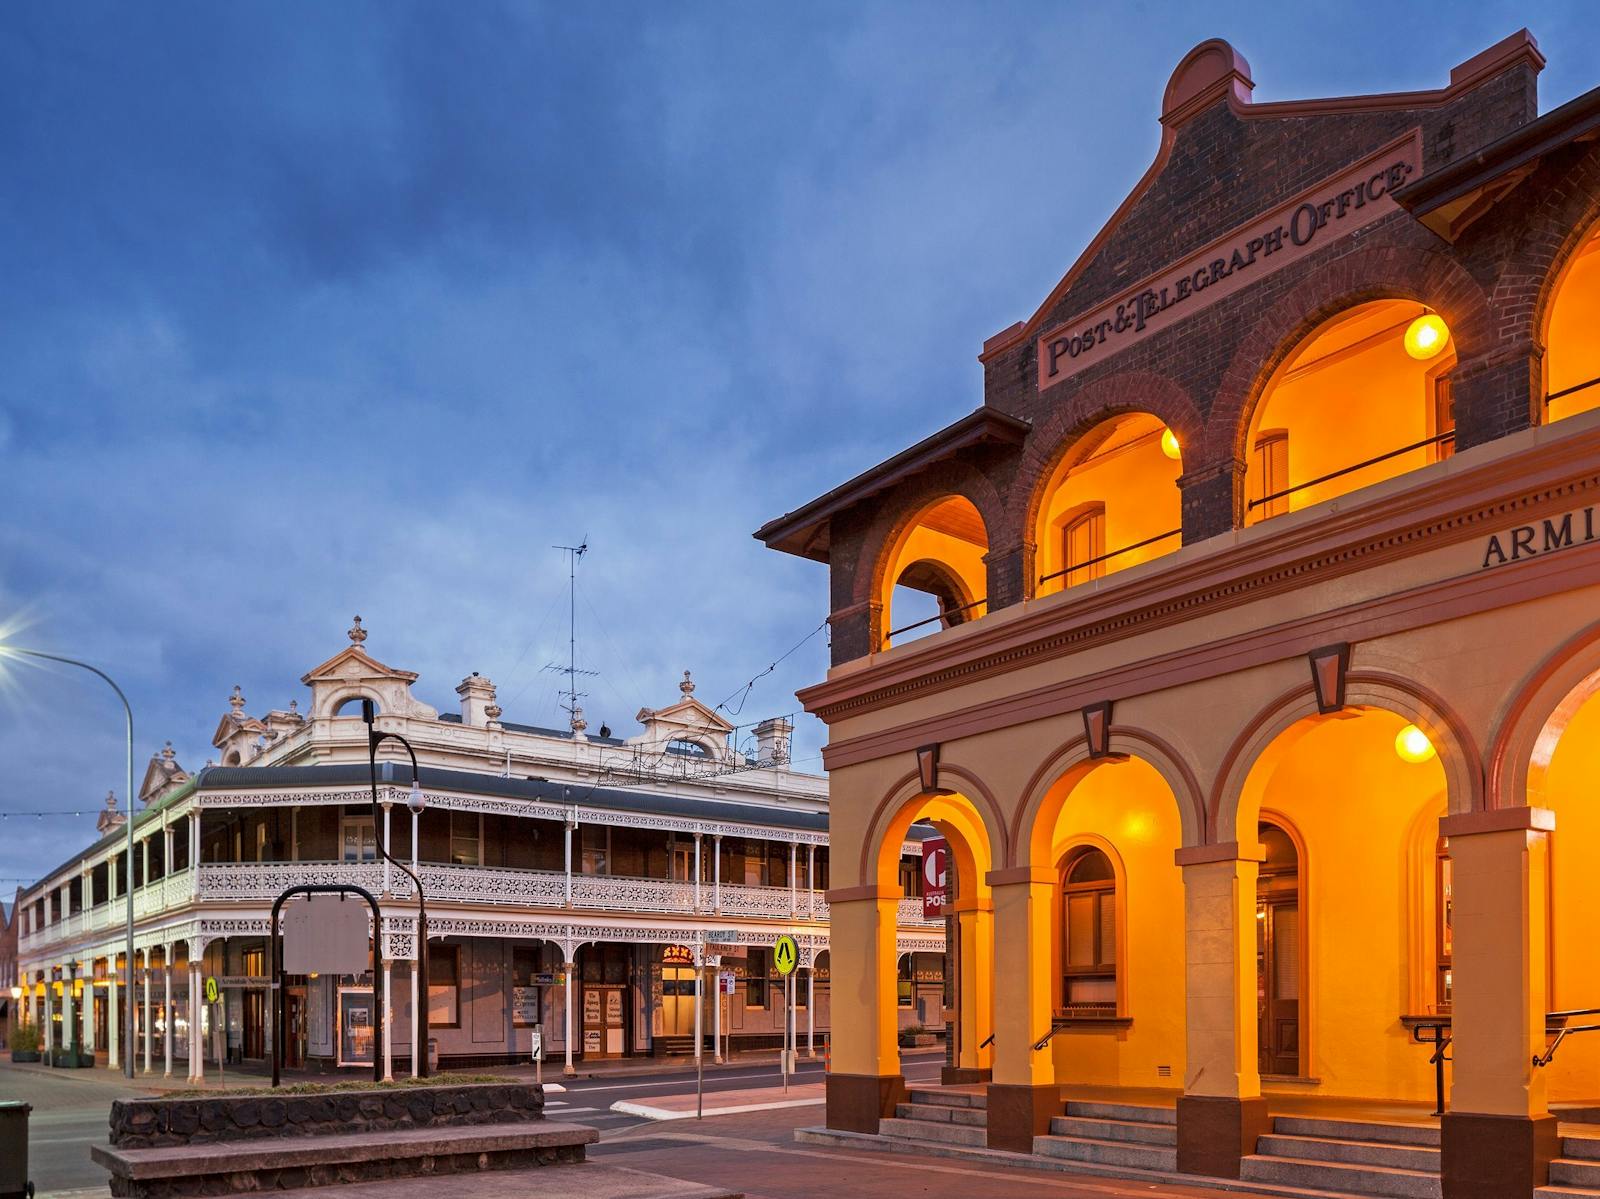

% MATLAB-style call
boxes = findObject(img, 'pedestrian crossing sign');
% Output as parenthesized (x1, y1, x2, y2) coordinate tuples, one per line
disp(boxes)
(774, 934, 799, 977)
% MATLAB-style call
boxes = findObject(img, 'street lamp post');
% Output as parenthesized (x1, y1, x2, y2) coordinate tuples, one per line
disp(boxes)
(361, 700, 430, 1079)
(0, 647, 136, 1079)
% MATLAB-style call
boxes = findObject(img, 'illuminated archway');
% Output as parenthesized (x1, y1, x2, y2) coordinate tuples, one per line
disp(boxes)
(1032, 412, 1182, 597)
(876, 496, 989, 648)
(1025, 751, 1189, 1088)
(1233, 705, 1447, 1098)
(1244, 299, 1457, 524)
(1543, 220, 1600, 424)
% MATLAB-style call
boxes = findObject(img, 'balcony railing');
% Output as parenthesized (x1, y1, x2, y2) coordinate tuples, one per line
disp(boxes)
(16, 861, 938, 956)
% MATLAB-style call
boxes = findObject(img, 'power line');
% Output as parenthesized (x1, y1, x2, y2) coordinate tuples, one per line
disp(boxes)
(713, 617, 829, 717)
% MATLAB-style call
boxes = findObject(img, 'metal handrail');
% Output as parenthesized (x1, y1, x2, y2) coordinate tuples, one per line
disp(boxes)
(1249, 431, 1455, 511)
(1410, 1021, 1451, 1116)
(1032, 1018, 1078, 1052)
(886, 595, 987, 641)
(1546, 372, 1600, 405)
(1536, 1019, 1600, 1069)
(978, 1033, 995, 1050)
(1038, 528, 1182, 587)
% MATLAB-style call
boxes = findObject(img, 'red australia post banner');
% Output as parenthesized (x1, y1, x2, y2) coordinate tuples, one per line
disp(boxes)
(922, 838, 950, 919)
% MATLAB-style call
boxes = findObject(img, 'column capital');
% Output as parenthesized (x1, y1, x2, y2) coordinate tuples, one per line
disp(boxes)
(985, 866, 1054, 887)
(1175, 841, 1264, 867)
(1441, 806, 1554, 838)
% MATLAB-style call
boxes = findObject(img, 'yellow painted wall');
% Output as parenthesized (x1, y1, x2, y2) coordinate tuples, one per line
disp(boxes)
(1546, 229, 1600, 424)
(1045, 755, 1187, 1089)
(1037, 414, 1182, 594)
(1538, 685, 1600, 1102)
(1243, 709, 1446, 1100)
(1248, 302, 1445, 523)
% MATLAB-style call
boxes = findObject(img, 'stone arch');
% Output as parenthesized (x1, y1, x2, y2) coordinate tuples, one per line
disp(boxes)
(1211, 245, 1494, 466)
(860, 765, 1007, 895)
(1011, 371, 1205, 574)
(1012, 727, 1206, 867)
(330, 691, 381, 718)
(1488, 618, 1600, 811)
(1209, 671, 1484, 843)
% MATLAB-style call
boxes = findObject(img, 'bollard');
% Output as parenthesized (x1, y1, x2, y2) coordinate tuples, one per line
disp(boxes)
(0, 1100, 33, 1199)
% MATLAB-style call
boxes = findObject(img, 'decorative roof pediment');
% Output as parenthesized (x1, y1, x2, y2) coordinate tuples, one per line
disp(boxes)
(630, 673, 735, 762)
(139, 742, 190, 805)
(298, 618, 437, 723)
(299, 645, 419, 688)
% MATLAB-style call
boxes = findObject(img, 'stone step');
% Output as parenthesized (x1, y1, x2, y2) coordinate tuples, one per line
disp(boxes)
(1257, 1134, 1440, 1172)
(1272, 1116, 1441, 1148)
(1241, 1153, 1441, 1199)
(894, 1102, 987, 1127)
(1537, 1188, 1600, 1198)
(877, 1117, 989, 1148)
(907, 1088, 987, 1110)
(1063, 1101, 1176, 1126)
(1033, 1133, 1178, 1172)
(1563, 1137, 1600, 1162)
(1048, 1115, 1175, 1146)
(1554, 1158, 1600, 1187)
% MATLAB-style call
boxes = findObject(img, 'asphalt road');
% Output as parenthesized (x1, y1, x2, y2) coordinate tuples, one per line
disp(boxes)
(0, 1053, 947, 1196)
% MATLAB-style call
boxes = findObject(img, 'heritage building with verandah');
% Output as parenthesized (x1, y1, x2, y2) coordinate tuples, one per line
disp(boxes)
(758, 29, 1600, 1199)
(12, 621, 943, 1080)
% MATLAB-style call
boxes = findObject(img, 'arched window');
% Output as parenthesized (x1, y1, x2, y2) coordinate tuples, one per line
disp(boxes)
(332, 695, 374, 718)
(1246, 300, 1457, 524)
(666, 738, 711, 759)
(1545, 223, 1600, 424)
(1061, 846, 1117, 1015)
(1061, 504, 1107, 588)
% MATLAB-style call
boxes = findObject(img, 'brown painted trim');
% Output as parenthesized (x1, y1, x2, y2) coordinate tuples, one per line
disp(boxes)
(1176, 1095, 1270, 1179)
(985, 1083, 1063, 1153)
(824, 884, 901, 905)
(1441, 1111, 1558, 1199)
(986, 865, 1055, 887)
(1174, 841, 1261, 866)
(825, 1072, 907, 1133)
(1440, 806, 1555, 837)
(804, 424, 1600, 730)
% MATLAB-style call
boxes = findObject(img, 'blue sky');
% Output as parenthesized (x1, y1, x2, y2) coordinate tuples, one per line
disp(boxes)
(2, 2, 1597, 890)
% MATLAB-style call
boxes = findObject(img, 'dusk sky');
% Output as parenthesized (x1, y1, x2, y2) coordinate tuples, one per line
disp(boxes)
(2, 2, 1597, 891)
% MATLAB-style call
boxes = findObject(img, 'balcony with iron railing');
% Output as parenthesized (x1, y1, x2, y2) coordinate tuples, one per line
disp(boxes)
(17, 860, 939, 956)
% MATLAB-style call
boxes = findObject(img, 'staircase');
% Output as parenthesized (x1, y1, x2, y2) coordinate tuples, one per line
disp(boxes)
(1033, 1101, 1177, 1172)
(1537, 1131, 1600, 1196)
(879, 1088, 990, 1148)
(1241, 1115, 1441, 1198)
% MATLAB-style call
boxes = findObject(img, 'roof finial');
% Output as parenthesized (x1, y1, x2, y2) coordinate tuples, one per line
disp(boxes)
(229, 685, 245, 713)
(161, 740, 176, 761)
(348, 615, 367, 646)
(105, 790, 117, 810)
(679, 670, 695, 698)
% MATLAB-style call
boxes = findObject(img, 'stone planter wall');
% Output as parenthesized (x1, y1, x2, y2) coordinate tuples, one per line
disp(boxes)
(109, 1082, 544, 1149)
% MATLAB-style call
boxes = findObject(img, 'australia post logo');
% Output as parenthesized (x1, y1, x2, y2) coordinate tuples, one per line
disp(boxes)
(922, 838, 949, 919)
(1036, 131, 1423, 391)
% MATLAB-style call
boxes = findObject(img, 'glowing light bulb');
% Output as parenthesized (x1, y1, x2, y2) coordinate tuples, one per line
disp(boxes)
(1404, 314, 1450, 361)
(1160, 428, 1182, 460)
(1395, 723, 1436, 764)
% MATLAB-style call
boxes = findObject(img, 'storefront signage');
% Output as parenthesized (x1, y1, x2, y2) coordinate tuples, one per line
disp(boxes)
(283, 893, 370, 976)
(922, 838, 949, 918)
(1481, 504, 1599, 569)
(1036, 131, 1422, 392)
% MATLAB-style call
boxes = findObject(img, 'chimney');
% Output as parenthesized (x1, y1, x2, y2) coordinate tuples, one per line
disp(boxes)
(753, 716, 793, 765)
(456, 672, 499, 727)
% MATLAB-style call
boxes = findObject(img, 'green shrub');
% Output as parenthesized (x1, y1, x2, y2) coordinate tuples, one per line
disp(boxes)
(10, 1024, 39, 1053)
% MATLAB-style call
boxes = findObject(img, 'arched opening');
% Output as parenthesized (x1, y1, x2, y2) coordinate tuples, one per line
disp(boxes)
(879, 497, 989, 648)
(1245, 299, 1457, 525)
(1030, 755, 1185, 1089)
(1543, 221, 1600, 424)
(333, 695, 374, 718)
(867, 789, 997, 1079)
(1235, 706, 1446, 1097)
(1525, 674, 1600, 1102)
(1034, 412, 1182, 597)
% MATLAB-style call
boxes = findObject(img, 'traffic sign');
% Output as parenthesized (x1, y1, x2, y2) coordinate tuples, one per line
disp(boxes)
(204, 976, 220, 1004)
(719, 971, 736, 995)
(774, 934, 799, 977)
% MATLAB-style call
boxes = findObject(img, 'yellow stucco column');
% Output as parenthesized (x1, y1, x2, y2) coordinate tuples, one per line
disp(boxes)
(823, 885, 905, 1132)
(953, 898, 993, 1076)
(984, 867, 1059, 1152)
(1175, 844, 1269, 1179)
(1439, 807, 1557, 1199)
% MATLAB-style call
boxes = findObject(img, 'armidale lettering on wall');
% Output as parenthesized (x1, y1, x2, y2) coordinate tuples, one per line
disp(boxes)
(1037, 130, 1423, 391)
(1481, 505, 1600, 568)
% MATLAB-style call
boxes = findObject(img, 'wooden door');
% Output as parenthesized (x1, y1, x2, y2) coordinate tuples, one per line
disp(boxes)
(1257, 896, 1301, 1075)
(285, 992, 305, 1069)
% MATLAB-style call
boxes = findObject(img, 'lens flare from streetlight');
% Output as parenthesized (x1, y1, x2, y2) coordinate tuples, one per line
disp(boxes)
(1395, 723, 1437, 764)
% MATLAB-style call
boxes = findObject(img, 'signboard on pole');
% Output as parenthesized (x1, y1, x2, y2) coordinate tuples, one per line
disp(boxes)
(774, 934, 798, 977)
(718, 971, 736, 995)
(283, 894, 370, 976)
(922, 838, 950, 918)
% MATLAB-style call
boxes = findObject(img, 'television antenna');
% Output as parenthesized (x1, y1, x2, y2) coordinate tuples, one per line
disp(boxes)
(544, 541, 598, 733)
